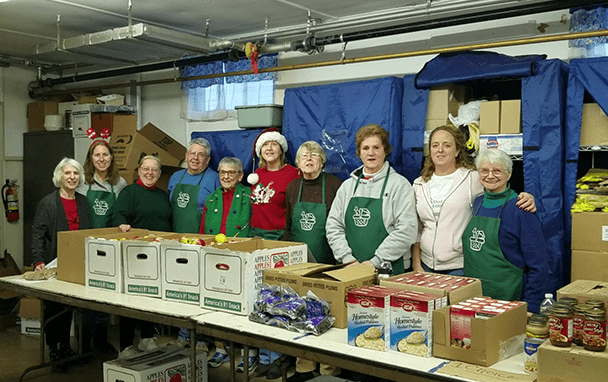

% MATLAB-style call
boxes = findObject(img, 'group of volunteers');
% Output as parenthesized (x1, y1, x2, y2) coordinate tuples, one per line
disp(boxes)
(30, 123, 549, 380)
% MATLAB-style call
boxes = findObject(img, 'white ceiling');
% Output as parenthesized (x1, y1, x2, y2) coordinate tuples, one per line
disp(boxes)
(0, 0, 603, 74)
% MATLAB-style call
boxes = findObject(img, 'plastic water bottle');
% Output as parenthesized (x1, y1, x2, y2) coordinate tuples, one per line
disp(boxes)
(540, 293, 556, 314)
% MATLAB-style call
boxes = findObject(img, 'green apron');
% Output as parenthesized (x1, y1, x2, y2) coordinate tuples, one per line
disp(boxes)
(250, 227, 283, 240)
(291, 175, 334, 264)
(344, 166, 404, 274)
(86, 183, 116, 228)
(172, 170, 205, 233)
(463, 191, 523, 301)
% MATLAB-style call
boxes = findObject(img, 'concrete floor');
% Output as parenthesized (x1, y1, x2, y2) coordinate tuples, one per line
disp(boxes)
(0, 319, 297, 382)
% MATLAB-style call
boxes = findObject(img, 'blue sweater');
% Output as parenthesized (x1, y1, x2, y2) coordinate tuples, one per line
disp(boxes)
(168, 168, 220, 212)
(474, 188, 548, 313)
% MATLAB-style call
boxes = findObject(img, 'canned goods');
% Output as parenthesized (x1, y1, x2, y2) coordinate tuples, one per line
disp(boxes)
(524, 337, 545, 373)
(557, 297, 578, 307)
(583, 308, 607, 352)
(573, 304, 591, 346)
(549, 304, 573, 347)
(584, 299, 605, 311)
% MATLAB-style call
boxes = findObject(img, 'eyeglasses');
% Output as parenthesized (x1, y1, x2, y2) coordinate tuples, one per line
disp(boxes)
(479, 168, 506, 177)
(299, 152, 321, 159)
(140, 167, 160, 174)
(219, 170, 239, 177)
(188, 152, 208, 159)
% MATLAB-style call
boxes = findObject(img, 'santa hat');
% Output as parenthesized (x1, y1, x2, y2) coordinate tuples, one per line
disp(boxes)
(247, 128, 288, 185)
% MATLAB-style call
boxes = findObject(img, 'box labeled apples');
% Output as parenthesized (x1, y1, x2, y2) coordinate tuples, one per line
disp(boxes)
(347, 286, 397, 352)
(85, 230, 149, 292)
(201, 238, 307, 315)
(103, 347, 207, 382)
(123, 237, 163, 298)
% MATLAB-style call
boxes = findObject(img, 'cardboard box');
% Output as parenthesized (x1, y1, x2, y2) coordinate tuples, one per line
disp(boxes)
(19, 297, 41, 335)
(557, 280, 608, 308)
(91, 113, 137, 137)
(299, 264, 377, 328)
(110, 123, 185, 172)
(161, 238, 206, 305)
(85, 231, 148, 292)
(104, 347, 207, 382)
(263, 263, 329, 294)
(27, 101, 59, 132)
(201, 238, 307, 315)
(57, 227, 135, 285)
(537, 341, 608, 382)
(479, 101, 500, 135)
(425, 118, 450, 132)
(581, 103, 608, 146)
(571, 249, 608, 282)
(123, 237, 163, 298)
(500, 100, 522, 134)
(571, 212, 608, 252)
(380, 272, 482, 305)
(427, 85, 468, 120)
(479, 134, 523, 156)
(432, 302, 527, 366)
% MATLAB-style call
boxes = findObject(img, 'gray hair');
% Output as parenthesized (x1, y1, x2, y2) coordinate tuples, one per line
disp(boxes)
(52, 158, 84, 188)
(139, 155, 162, 172)
(218, 157, 243, 173)
(295, 141, 327, 168)
(189, 138, 211, 156)
(475, 149, 513, 173)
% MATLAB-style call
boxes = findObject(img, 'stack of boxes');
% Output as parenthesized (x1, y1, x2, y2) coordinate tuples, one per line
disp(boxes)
(571, 212, 608, 282)
(424, 85, 469, 155)
(478, 99, 523, 155)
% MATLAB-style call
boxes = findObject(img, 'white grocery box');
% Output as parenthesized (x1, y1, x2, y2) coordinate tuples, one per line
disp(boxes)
(161, 240, 204, 305)
(85, 236, 126, 293)
(479, 134, 523, 156)
(235, 104, 283, 129)
(347, 286, 394, 352)
(123, 237, 162, 298)
(200, 238, 307, 315)
(103, 347, 207, 382)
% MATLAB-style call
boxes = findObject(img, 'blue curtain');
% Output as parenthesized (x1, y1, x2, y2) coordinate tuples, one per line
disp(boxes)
(401, 74, 428, 182)
(282, 77, 404, 180)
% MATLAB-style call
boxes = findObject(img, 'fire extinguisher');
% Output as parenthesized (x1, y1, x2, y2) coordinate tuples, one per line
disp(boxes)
(2, 179, 19, 222)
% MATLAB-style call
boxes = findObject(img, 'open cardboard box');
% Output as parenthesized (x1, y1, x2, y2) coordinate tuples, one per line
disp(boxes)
(432, 303, 527, 366)
(263, 263, 329, 295)
(200, 238, 307, 315)
(298, 263, 377, 328)
(557, 279, 608, 307)
(379, 272, 482, 305)
(537, 341, 608, 382)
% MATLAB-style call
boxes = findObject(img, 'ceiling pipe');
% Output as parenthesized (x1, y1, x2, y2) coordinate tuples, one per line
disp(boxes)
(35, 27, 608, 98)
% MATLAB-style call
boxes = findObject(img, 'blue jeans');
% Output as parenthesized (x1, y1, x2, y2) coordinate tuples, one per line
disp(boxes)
(421, 262, 465, 276)
(259, 349, 281, 365)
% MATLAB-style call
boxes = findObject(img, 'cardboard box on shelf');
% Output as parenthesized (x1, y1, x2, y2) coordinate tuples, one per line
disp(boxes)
(479, 101, 500, 135)
(581, 103, 608, 146)
(500, 100, 522, 134)
(299, 264, 377, 328)
(103, 347, 207, 382)
(432, 302, 527, 366)
(571, 212, 608, 252)
(91, 113, 137, 137)
(427, 85, 468, 120)
(425, 118, 450, 132)
(571, 249, 608, 282)
(478, 134, 523, 156)
(263, 263, 328, 294)
(110, 123, 185, 172)
(201, 238, 306, 315)
(557, 279, 608, 308)
(85, 231, 149, 292)
(27, 101, 59, 132)
(379, 272, 482, 305)
(537, 341, 608, 382)
(19, 297, 41, 335)
(57, 227, 134, 285)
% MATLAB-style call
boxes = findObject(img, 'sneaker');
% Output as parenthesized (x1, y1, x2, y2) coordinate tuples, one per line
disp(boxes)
(138, 337, 160, 352)
(208, 351, 230, 368)
(117, 345, 140, 360)
(195, 340, 209, 353)
(236, 356, 259, 373)
(175, 338, 189, 348)
(49, 347, 68, 373)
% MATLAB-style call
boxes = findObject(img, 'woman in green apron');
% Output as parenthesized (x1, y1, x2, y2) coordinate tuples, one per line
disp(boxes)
(76, 139, 127, 355)
(284, 141, 344, 381)
(463, 148, 548, 313)
(326, 124, 418, 275)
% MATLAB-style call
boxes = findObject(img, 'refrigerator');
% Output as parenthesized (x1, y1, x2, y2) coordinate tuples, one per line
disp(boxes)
(23, 130, 90, 266)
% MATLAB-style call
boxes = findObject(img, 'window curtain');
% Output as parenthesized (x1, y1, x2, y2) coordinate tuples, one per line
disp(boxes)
(180, 54, 278, 121)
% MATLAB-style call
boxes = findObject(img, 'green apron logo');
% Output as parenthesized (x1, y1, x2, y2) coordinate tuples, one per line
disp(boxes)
(177, 191, 190, 208)
(352, 206, 371, 227)
(93, 199, 108, 216)
(299, 211, 316, 231)
(469, 227, 486, 252)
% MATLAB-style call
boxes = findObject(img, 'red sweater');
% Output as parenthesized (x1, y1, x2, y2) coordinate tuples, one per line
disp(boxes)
(250, 165, 300, 231)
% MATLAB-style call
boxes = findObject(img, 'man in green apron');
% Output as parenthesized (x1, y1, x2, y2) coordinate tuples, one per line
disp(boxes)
(326, 125, 418, 275)
(168, 138, 220, 233)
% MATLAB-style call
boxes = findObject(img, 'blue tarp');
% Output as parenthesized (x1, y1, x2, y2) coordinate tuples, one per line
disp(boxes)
(283, 77, 404, 180)
(401, 74, 428, 182)
(415, 51, 546, 88)
(564, 57, 608, 255)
